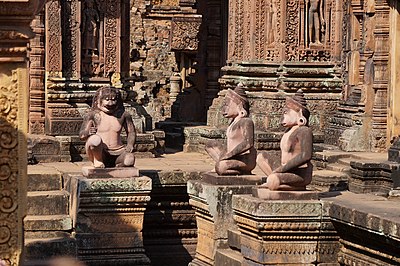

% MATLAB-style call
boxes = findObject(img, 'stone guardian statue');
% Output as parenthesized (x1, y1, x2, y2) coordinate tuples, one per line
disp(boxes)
(257, 89, 313, 190)
(206, 84, 257, 175)
(79, 86, 136, 169)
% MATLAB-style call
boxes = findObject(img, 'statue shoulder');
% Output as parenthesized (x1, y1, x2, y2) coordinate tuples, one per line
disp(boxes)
(294, 125, 313, 136)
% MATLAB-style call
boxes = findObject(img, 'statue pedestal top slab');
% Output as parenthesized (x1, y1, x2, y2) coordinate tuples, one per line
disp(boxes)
(252, 187, 319, 200)
(82, 166, 139, 178)
(201, 172, 262, 185)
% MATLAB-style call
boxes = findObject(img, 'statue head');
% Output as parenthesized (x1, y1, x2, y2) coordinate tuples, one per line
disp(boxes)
(223, 84, 250, 119)
(92, 86, 124, 115)
(282, 89, 310, 127)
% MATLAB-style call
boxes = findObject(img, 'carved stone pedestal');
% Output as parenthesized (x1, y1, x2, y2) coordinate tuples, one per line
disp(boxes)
(187, 172, 262, 266)
(82, 166, 140, 178)
(232, 194, 339, 265)
(69, 174, 152, 265)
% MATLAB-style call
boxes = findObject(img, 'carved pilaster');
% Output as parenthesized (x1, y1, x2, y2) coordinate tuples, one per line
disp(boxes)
(0, 1, 44, 264)
(29, 12, 46, 134)
(46, 0, 63, 78)
(62, 0, 81, 78)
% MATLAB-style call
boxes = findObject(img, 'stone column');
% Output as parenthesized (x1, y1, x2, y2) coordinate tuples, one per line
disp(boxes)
(0, 1, 44, 265)
(187, 173, 262, 266)
(68, 174, 152, 265)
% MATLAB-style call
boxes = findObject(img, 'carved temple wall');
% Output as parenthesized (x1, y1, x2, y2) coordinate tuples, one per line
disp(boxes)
(183, 0, 345, 153)
(43, 0, 130, 137)
(196, 0, 398, 153)
(325, 0, 393, 152)
(0, 1, 43, 265)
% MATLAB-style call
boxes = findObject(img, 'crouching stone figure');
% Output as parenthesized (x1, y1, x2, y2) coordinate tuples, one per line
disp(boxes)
(257, 89, 313, 190)
(206, 84, 256, 175)
(79, 86, 136, 168)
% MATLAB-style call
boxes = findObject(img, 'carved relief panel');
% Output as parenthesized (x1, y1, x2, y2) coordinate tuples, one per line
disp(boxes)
(227, 0, 342, 63)
(45, 0, 128, 80)
(44, 0, 129, 136)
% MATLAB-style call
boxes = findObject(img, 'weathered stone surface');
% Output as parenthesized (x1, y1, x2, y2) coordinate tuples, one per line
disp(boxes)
(25, 237, 77, 261)
(322, 192, 400, 265)
(82, 166, 140, 178)
(27, 191, 69, 216)
(24, 215, 72, 231)
(349, 160, 394, 196)
(69, 174, 152, 265)
(232, 195, 339, 265)
(188, 176, 261, 266)
(252, 188, 319, 200)
(201, 172, 262, 185)
(27, 172, 63, 192)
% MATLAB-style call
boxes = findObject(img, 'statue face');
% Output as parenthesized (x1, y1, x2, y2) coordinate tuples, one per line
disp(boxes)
(98, 93, 118, 114)
(222, 97, 239, 118)
(281, 107, 299, 127)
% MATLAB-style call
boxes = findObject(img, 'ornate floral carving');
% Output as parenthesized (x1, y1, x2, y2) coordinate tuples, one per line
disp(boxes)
(46, 0, 62, 77)
(0, 70, 21, 266)
(285, 0, 300, 61)
(103, 0, 119, 76)
(0, 71, 18, 127)
(62, 0, 79, 78)
(170, 18, 201, 51)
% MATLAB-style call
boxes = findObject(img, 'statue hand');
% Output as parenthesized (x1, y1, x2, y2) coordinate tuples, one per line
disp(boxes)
(125, 145, 134, 153)
(89, 126, 97, 135)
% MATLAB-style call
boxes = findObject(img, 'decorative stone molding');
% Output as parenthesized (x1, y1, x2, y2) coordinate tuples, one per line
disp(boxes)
(0, 1, 44, 265)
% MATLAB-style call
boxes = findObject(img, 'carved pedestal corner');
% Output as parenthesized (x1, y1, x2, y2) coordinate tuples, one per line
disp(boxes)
(69, 174, 152, 266)
(232, 195, 339, 265)
(187, 173, 262, 266)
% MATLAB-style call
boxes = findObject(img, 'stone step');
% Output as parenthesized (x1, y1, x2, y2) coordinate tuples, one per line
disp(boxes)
(215, 248, 243, 266)
(313, 169, 349, 180)
(25, 231, 72, 240)
(227, 229, 241, 251)
(326, 163, 351, 173)
(27, 172, 63, 192)
(27, 191, 69, 216)
(24, 236, 77, 261)
(24, 215, 72, 231)
(314, 151, 352, 163)
(337, 157, 353, 166)
(311, 169, 349, 191)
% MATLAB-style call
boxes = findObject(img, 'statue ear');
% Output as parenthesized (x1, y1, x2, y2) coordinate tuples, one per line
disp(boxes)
(238, 106, 247, 118)
(298, 116, 307, 126)
(298, 110, 307, 126)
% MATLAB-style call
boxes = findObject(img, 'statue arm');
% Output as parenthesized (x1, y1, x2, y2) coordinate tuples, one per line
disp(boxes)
(275, 127, 313, 173)
(320, 0, 325, 25)
(124, 112, 136, 153)
(220, 120, 254, 160)
(79, 112, 95, 140)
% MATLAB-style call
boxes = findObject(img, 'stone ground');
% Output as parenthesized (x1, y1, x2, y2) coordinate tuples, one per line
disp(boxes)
(28, 151, 266, 176)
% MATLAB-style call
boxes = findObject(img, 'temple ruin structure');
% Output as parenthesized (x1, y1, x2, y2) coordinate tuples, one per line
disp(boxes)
(1, 0, 400, 264)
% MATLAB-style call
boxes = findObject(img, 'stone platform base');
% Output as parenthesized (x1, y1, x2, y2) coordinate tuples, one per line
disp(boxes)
(232, 194, 339, 265)
(188, 172, 262, 266)
(201, 172, 263, 185)
(82, 166, 139, 178)
(252, 187, 319, 200)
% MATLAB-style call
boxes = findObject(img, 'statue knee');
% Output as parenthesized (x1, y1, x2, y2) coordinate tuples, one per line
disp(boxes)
(266, 174, 280, 190)
(87, 135, 102, 149)
(215, 161, 228, 175)
(124, 153, 135, 167)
